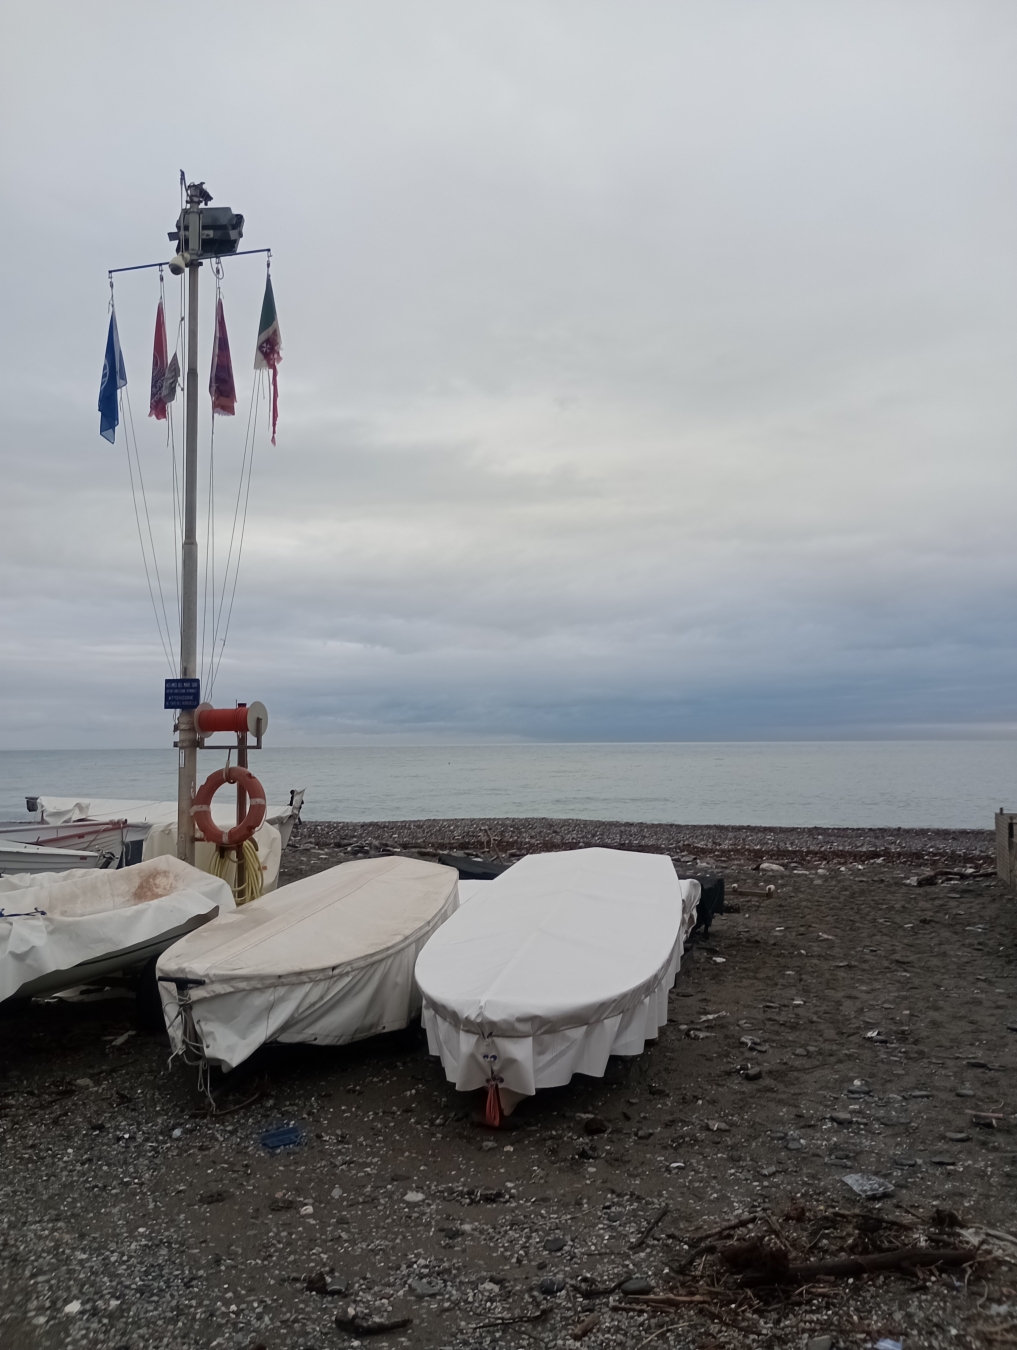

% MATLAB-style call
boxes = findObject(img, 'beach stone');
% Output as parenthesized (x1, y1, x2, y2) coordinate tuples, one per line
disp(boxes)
(409, 1277, 442, 1297)
(620, 1278, 655, 1295)
(807, 1338, 834, 1350)
(743, 1067, 762, 1081)
(955, 1089, 975, 1098)
(539, 1277, 566, 1296)
(583, 1117, 608, 1135)
(945, 1132, 971, 1143)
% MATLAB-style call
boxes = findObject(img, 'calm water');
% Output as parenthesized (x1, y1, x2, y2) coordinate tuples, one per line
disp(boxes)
(0, 742, 1012, 828)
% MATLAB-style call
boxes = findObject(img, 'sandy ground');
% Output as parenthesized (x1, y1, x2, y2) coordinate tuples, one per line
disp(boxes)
(1, 821, 1015, 1350)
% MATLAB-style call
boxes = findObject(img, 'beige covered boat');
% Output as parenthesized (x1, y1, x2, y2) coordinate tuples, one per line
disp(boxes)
(157, 855, 459, 1070)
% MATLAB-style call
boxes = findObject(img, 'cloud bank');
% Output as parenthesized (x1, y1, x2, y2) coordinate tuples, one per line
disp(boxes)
(1, 2, 1016, 747)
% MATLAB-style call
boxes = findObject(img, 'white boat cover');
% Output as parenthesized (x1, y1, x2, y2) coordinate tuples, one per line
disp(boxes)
(33, 796, 286, 891)
(457, 879, 489, 904)
(0, 857, 233, 1002)
(157, 856, 459, 1071)
(415, 848, 700, 1109)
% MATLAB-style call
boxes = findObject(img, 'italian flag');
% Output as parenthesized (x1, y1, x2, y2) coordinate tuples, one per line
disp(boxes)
(254, 274, 282, 444)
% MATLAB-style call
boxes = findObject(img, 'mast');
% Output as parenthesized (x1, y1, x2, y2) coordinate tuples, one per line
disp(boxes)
(176, 188, 204, 864)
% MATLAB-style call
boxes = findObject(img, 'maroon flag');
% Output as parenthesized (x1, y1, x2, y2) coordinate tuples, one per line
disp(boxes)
(209, 298, 236, 416)
(149, 300, 168, 420)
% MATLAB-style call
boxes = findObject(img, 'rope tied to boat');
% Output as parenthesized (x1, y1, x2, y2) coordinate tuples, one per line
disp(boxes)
(481, 1047, 504, 1128)
(164, 984, 215, 1106)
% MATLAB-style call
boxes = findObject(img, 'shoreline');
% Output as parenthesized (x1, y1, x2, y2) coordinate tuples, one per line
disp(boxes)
(287, 817, 994, 876)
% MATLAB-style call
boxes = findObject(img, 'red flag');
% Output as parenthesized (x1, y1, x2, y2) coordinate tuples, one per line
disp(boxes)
(209, 298, 236, 416)
(149, 300, 168, 420)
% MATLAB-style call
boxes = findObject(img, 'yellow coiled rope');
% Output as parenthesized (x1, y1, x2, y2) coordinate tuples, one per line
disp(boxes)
(210, 836, 264, 905)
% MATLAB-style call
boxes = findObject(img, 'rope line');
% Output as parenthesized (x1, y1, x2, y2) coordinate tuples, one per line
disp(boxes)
(210, 369, 262, 693)
(121, 382, 175, 673)
(209, 368, 261, 694)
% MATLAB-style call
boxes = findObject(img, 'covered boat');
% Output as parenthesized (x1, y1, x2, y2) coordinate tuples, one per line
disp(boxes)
(0, 840, 112, 877)
(26, 792, 306, 888)
(157, 855, 458, 1071)
(415, 847, 700, 1117)
(0, 856, 233, 1003)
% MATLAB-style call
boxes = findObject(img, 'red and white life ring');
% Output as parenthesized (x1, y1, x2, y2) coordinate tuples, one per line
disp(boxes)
(191, 766, 267, 848)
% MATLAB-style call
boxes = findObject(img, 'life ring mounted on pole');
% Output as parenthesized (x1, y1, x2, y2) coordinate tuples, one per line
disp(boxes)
(192, 765, 267, 848)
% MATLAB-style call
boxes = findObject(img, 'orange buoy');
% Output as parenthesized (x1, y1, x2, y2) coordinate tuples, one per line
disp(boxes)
(191, 765, 267, 848)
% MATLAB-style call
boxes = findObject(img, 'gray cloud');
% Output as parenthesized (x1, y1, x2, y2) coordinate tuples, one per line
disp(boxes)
(2, 2, 1016, 748)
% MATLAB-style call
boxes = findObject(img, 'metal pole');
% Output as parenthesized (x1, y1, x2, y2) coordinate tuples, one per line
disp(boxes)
(236, 707, 248, 901)
(176, 208, 202, 864)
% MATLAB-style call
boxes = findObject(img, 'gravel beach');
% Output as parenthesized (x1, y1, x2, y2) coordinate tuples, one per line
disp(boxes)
(1, 819, 1015, 1350)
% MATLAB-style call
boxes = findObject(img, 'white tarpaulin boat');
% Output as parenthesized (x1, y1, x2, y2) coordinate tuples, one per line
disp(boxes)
(0, 856, 233, 1003)
(415, 847, 700, 1118)
(157, 855, 459, 1072)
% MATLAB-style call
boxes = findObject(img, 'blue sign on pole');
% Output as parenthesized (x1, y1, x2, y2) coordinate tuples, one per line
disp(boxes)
(165, 678, 201, 710)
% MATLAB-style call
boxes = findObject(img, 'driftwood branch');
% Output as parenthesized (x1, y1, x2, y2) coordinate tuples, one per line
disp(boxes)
(632, 1204, 670, 1249)
(334, 1313, 413, 1335)
(473, 1307, 550, 1330)
(732, 1245, 978, 1287)
(621, 1294, 713, 1309)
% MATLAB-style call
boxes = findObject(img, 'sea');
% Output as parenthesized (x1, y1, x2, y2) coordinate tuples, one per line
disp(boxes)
(0, 742, 1013, 829)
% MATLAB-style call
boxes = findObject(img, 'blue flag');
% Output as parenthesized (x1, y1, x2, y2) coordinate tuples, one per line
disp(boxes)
(98, 311, 127, 443)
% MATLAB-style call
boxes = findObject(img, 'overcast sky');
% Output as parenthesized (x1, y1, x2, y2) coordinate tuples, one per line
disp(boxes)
(2, 2, 1016, 748)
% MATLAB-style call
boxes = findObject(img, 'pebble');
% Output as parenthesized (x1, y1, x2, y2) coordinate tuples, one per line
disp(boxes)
(806, 1337, 834, 1350)
(409, 1277, 442, 1297)
(620, 1278, 655, 1295)
(404, 1191, 425, 1202)
(539, 1277, 566, 1296)
(544, 1236, 567, 1252)
(945, 1132, 971, 1143)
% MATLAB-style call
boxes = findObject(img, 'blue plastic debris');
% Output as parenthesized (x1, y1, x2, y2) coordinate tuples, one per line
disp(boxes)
(259, 1123, 304, 1151)
(874, 1340, 903, 1350)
